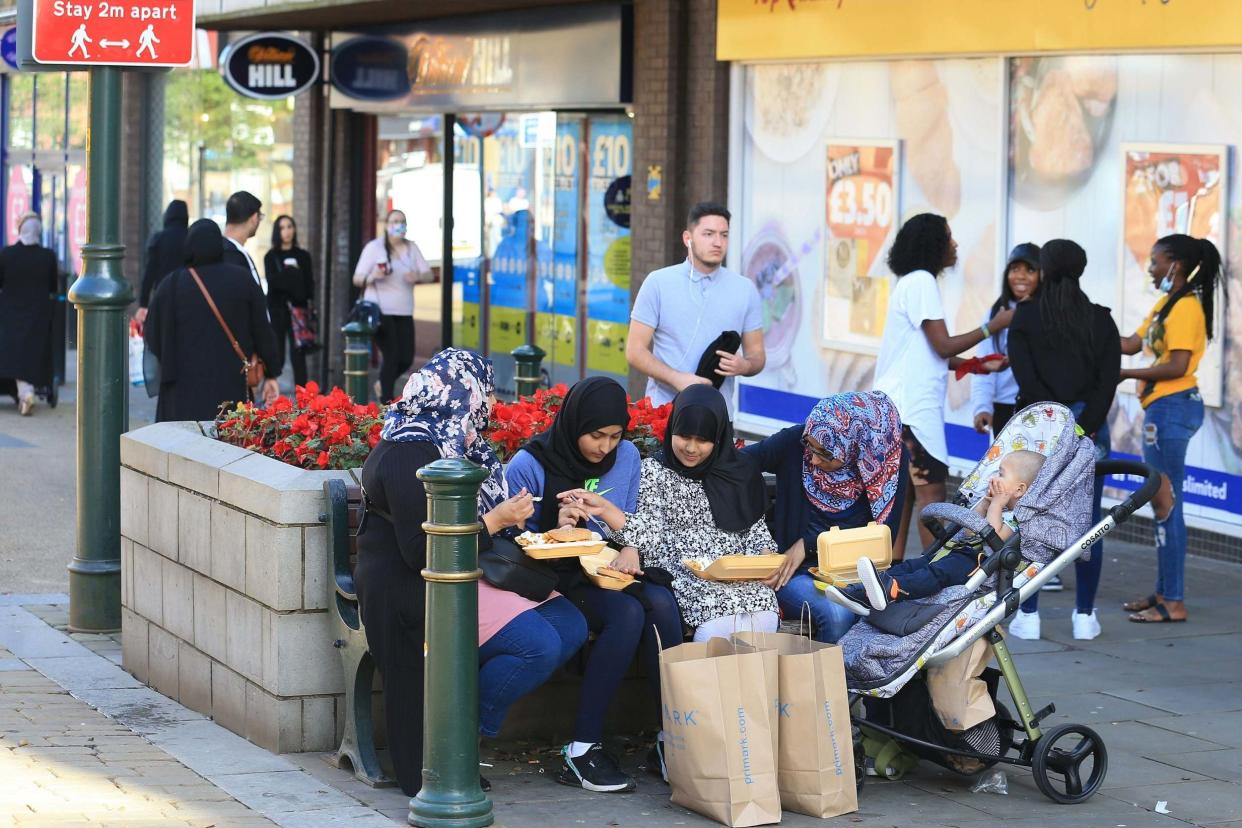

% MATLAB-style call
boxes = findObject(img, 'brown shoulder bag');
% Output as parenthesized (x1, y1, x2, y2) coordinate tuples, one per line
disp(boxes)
(188, 267, 266, 391)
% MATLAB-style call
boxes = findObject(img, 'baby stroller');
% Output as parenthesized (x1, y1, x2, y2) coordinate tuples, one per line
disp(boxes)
(837, 403, 1158, 804)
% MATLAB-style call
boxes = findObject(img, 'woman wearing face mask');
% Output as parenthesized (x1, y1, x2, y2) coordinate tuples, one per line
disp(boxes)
(0, 213, 58, 416)
(504, 377, 682, 792)
(263, 215, 315, 387)
(570, 384, 778, 646)
(972, 243, 1042, 437)
(356, 349, 587, 797)
(1006, 239, 1121, 641)
(352, 209, 432, 401)
(740, 391, 907, 643)
(1118, 235, 1223, 625)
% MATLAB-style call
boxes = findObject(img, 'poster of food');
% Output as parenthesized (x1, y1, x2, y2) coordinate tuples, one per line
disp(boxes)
(1119, 144, 1227, 408)
(821, 140, 900, 354)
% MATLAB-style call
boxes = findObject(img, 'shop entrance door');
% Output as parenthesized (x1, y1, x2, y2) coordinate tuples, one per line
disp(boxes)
(449, 111, 633, 396)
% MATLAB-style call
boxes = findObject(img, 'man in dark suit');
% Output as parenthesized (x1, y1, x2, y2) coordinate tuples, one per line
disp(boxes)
(222, 191, 265, 293)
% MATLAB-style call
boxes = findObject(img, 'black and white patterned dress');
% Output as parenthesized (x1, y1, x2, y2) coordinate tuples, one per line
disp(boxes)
(616, 457, 779, 628)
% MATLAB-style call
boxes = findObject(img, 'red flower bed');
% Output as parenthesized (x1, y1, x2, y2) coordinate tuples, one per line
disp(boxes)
(215, 382, 384, 470)
(485, 383, 672, 463)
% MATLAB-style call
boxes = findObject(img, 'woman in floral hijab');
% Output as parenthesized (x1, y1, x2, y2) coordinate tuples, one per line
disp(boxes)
(741, 390, 908, 642)
(356, 348, 586, 797)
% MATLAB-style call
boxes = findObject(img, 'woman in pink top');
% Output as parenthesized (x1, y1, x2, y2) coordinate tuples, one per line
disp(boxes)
(352, 209, 433, 401)
(355, 348, 587, 796)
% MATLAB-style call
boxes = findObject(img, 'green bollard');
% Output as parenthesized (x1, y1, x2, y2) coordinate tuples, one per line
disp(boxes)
(511, 343, 545, 399)
(410, 458, 493, 828)
(341, 319, 374, 404)
(66, 67, 131, 634)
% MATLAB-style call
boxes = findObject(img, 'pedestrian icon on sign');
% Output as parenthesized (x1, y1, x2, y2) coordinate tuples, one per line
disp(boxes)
(69, 23, 92, 59)
(136, 24, 159, 59)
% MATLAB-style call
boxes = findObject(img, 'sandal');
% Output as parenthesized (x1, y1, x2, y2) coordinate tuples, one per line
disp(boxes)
(1128, 603, 1186, 624)
(1122, 594, 1158, 612)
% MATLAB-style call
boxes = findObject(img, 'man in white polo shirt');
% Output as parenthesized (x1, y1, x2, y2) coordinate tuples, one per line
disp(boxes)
(626, 202, 765, 411)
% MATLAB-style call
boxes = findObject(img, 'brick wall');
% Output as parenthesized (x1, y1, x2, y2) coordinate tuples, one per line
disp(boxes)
(629, 0, 731, 394)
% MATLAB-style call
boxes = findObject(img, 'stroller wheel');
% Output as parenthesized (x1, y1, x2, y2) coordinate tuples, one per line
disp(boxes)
(1031, 723, 1108, 804)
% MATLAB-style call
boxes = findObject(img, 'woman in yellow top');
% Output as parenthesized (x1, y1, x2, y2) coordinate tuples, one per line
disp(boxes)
(1118, 233, 1223, 624)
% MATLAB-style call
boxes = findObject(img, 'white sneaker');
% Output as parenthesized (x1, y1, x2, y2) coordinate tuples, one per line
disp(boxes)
(1072, 609, 1101, 640)
(1008, 610, 1041, 640)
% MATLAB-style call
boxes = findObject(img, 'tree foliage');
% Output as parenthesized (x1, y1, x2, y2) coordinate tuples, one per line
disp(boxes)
(164, 70, 279, 172)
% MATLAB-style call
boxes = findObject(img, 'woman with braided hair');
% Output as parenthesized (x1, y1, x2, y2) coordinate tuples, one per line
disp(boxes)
(1119, 234, 1225, 625)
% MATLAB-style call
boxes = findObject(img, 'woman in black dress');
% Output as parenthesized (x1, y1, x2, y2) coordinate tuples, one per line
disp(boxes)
(145, 219, 280, 421)
(263, 215, 315, 387)
(0, 213, 59, 415)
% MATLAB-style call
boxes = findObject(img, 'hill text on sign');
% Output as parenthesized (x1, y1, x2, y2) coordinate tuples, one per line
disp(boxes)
(31, 0, 194, 66)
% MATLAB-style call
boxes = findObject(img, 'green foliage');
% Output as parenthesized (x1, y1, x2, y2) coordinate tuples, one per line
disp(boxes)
(164, 70, 280, 172)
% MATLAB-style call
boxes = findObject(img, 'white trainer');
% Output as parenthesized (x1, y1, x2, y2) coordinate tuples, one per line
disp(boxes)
(1008, 610, 1041, 640)
(1072, 609, 1101, 640)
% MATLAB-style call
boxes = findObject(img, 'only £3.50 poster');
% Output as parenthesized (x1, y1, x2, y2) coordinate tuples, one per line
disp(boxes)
(1119, 144, 1228, 408)
(821, 140, 901, 355)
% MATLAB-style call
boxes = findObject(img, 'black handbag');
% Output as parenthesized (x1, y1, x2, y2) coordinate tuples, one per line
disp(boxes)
(479, 537, 557, 602)
(695, 330, 743, 388)
(347, 298, 382, 331)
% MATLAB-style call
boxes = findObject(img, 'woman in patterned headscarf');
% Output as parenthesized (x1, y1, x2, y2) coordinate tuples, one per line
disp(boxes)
(742, 390, 908, 642)
(356, 348, 586, 797)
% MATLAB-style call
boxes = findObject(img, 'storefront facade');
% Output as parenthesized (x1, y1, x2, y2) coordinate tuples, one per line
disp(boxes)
(718, 0, 1242, 537)
(329, 4, 634, 394)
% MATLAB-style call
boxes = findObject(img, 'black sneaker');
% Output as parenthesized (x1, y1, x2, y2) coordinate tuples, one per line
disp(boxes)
(480, 775, 491, 792)
(644, 740, 668, 783)
(1041, 574, 1064, 592)
(557, 743, 636, 793)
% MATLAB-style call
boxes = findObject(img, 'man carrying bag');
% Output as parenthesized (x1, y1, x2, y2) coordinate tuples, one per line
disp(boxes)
(734, 630, 858, 820)
(659, 636, 782, 827)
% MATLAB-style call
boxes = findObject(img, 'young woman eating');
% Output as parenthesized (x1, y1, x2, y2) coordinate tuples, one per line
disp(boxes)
(1119, 234, 1223, 625)
(354, 348, 587, 797)
(567, 384, 779, 643)
(873, 213, 1014, 559)
(504, 377, 682, 793)
(741, 391, 907, 642)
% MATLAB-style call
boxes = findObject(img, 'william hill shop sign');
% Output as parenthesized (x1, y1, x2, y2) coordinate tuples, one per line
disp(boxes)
(222, 32, 319, 100)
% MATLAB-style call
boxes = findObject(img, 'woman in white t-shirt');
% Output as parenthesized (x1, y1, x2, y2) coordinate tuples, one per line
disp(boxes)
(873, 214, 1014, 558)
(352, 209, 433, 401)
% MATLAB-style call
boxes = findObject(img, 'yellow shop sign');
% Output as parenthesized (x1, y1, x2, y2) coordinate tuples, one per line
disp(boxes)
(717, 0, 1242, 62)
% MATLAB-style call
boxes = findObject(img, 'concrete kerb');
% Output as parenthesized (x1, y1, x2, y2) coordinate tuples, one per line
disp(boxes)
(0, 602, 394, 828)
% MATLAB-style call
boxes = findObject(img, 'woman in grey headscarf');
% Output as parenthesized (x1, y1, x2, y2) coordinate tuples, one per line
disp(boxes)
(0, 213, 59, 415)
(144, 218, 280, 421)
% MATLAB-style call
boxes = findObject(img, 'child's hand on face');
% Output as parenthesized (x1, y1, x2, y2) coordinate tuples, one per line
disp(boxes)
(987, 476, 1016, 507)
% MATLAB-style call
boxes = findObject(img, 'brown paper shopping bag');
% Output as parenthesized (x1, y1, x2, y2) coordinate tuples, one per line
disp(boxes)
(659, 637, 782, 827)
(926, 637, 995, 732)
(734, 631, 858, 819)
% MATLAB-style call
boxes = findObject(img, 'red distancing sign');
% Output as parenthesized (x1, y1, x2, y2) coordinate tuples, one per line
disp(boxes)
(31, 0, 195, 67)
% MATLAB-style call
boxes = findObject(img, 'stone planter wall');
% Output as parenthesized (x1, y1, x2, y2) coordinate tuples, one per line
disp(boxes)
(119, 421, 354, 754)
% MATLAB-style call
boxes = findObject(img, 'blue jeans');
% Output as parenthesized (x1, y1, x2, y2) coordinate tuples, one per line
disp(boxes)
(778, 572, 859, 643)
(478, 596, 587, 737)
(570, 583, 683, 743)
(1141, 388, 1204, 602)
(1021, 400, 1110, 615)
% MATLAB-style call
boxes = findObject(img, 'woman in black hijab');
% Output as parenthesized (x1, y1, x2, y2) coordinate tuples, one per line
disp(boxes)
(145, 219, 281, 421)
(504, 376, 682, 792)
(575, 383, 778, 642)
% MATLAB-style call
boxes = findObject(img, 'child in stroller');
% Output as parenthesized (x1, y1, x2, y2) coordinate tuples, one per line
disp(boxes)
(825, 450, 1045, 615)
(831, 403, 1159, 804)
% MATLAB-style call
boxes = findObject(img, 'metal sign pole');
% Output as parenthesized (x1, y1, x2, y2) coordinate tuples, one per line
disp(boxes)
(66, 65, 130, 633)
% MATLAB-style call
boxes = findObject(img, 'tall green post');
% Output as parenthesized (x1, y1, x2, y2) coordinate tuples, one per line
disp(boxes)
(411, 458, 493, 828)
(66, 67, 131, 634)
(511, 343, 545, 399)
(341, 319, 374, 404)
